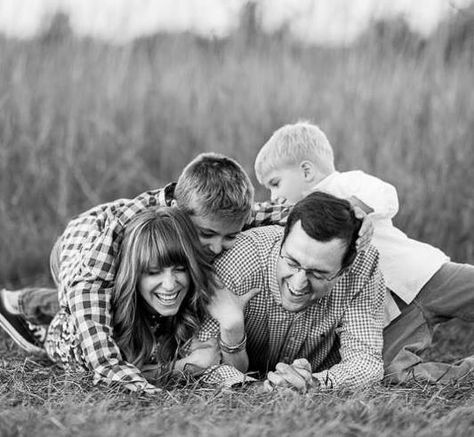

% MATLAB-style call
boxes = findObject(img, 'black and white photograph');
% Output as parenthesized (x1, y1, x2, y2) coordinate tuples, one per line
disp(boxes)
(0, 0, 473, 435)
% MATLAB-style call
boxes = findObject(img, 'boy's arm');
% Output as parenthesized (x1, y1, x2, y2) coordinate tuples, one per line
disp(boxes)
(245, 202, 291, 229)
(339, 171, 399, 219)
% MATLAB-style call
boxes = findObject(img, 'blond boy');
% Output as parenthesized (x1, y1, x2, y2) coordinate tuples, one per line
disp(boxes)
(254, 122, 474, 384)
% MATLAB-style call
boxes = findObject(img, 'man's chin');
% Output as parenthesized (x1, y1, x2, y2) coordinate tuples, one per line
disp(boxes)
(281, 289, 311, 312)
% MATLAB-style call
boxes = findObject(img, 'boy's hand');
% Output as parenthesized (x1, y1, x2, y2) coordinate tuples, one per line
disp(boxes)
(353, 206, 374, 252)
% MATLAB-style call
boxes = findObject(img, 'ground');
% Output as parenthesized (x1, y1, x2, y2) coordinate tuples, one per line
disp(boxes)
(0, 320, 472, 437)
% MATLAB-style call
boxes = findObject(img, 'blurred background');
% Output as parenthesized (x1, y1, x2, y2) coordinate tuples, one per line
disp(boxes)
(0, 0, 473, 285)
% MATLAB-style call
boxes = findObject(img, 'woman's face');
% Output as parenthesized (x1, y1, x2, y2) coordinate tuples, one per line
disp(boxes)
(138, 265, 191, 317)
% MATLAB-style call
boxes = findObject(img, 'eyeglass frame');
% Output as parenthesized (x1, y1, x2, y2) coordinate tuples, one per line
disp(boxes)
(278, 251, 348, 282)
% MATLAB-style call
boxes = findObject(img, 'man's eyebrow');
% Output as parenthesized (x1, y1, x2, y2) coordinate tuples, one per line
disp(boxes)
(283, 252, 331, 273)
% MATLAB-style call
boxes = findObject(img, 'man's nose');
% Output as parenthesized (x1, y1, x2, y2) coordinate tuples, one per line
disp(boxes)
(289, 269, 309, 289)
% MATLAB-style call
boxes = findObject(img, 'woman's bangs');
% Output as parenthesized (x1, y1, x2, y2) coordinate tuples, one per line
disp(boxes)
(138, 221, 189, 272)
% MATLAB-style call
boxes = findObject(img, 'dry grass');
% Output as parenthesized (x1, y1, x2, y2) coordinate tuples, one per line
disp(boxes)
(1, 324, 473, 437)
(0, 26, 473, 284)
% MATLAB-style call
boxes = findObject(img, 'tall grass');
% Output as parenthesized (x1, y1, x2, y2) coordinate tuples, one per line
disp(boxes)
(0, 25, 473, 285)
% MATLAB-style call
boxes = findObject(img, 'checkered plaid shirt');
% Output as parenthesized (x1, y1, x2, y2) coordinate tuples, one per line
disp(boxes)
(52, 183, 290, 390)
(198, 226, 385, 390)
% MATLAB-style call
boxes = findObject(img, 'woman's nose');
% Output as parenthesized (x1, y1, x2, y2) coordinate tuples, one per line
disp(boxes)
(161, 270, 177, 290)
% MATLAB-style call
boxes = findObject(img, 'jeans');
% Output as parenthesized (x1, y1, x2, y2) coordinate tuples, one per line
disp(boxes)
(383, 262, 474, 383)
(18, 239, 61, 325)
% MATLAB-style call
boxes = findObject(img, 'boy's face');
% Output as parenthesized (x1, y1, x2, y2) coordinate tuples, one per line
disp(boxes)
(189, 213, 244, 260)
(262, 166, 307, 204)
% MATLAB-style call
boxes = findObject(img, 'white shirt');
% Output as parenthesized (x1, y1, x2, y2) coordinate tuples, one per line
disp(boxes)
(313, 171, 449, 323)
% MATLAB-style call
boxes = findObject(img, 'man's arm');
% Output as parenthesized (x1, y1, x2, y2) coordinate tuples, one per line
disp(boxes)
(312, 263, 385, 389)
(266, 249, 385, 391)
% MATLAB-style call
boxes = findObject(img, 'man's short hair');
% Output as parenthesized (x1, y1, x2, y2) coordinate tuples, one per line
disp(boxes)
(255, 121, 335, 184)
(283, 191, 361, 268)
(175, 152, 254, 224)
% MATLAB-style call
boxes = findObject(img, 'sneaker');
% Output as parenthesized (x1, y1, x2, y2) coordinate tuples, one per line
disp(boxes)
(0, 289, 46, 354)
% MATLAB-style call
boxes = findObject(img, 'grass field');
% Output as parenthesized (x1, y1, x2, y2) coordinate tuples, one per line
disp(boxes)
(0, 10, 473, 437)
(1, 320, 473, 436)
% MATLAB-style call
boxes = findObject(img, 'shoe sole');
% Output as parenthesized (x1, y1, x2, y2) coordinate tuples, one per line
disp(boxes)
(0, 311, 46, 355)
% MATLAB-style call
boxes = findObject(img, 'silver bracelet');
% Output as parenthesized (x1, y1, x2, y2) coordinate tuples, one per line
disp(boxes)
(217, 332, 247, 354)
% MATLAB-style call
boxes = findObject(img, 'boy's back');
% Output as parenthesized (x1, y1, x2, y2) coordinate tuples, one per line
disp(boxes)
(312, 169, 449, 304)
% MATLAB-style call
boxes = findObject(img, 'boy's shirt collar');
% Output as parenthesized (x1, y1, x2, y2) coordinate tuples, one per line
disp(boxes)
(312, 171, 340, 192)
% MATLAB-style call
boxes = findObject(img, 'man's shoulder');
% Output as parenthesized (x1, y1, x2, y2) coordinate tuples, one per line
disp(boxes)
(238, 225, 283, 246)
(349, 245, 381, 277)
(217, 225, 282, 266)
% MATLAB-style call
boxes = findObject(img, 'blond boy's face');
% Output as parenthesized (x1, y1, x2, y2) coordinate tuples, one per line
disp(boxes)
(262, 167, 307, 204)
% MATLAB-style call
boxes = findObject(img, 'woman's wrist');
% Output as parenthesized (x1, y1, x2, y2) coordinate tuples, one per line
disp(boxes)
(219, 314, 245, 332)
(218, 332, 247, 354)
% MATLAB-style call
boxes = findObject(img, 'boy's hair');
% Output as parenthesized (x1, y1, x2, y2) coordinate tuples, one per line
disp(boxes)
(255, 122, 336, 184)
(283, 191, 361, 268)
(175, 152, 254, 224)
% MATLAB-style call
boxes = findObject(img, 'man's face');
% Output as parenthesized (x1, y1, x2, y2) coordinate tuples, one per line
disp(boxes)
(189, 213, 245, 260)
(262, 166, 307, 204)
(276, 220, 347, 312)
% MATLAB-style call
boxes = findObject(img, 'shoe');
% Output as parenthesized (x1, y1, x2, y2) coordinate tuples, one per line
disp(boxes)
(0, 289, 46, 354)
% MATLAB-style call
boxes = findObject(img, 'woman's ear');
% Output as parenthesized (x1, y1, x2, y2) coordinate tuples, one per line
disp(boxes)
(170, 199, 178, 207)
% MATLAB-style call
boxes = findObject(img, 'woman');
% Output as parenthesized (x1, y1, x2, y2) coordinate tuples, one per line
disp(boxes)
(43, 207, 221, 393)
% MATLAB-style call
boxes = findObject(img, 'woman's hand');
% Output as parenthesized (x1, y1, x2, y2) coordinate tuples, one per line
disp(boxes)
(208, 282, 260, 330)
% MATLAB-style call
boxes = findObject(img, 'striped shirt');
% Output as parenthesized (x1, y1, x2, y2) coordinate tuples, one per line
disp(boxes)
(198, 226, 385, 389)
(45, 183, 290, 390)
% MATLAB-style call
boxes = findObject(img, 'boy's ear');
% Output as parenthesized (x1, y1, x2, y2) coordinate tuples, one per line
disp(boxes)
(300, 161, 316, 183)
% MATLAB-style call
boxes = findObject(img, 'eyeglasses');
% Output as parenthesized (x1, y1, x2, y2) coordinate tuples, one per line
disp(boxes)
(279, 253, 347, 282)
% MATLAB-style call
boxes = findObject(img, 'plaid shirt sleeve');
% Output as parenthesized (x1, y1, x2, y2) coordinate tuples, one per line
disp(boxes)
(312, 250, 385, 389)
(64, 220, 156, 392)
(245, 202, 291, 228)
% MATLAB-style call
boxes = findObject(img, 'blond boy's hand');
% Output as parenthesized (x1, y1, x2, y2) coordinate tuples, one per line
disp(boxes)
(354, 208, 374, 252)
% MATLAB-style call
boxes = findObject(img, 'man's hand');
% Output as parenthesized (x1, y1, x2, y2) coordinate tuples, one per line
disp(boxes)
(264, 358, 318, 393)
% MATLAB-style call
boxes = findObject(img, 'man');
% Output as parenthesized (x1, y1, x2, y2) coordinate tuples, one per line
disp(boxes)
(201, 191, 386, 390)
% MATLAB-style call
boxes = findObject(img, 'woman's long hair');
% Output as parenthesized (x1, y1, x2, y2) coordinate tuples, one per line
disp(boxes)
(112, 207, 217, 368)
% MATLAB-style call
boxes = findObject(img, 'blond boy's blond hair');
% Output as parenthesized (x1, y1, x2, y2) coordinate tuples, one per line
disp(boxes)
(255, 122, 335, 184)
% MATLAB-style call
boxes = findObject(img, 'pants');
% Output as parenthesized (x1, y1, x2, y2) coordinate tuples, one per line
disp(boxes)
(383, 262, 474, 383)
(18, 239, 61, 325)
